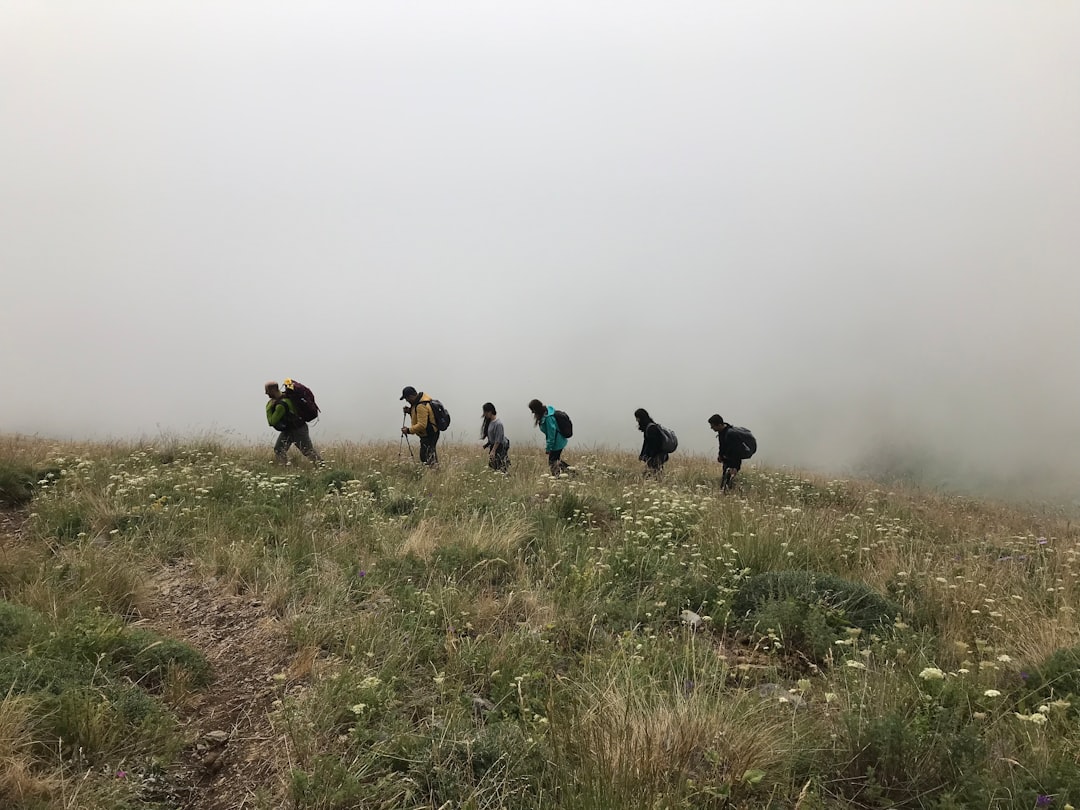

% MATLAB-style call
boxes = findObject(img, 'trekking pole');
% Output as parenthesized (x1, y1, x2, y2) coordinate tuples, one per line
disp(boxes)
(401, 413, 414, 460)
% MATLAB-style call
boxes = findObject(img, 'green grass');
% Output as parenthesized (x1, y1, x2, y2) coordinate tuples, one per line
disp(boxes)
(0, 460, 60, 508)
(1, 436, 1079, 808)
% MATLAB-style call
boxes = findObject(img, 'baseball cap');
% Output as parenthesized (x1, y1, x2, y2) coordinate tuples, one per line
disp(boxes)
(400, 386, 417, 400)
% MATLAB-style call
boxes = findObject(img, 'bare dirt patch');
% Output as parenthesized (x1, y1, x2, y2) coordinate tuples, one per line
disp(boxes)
(0, 507, 26, 548)
(148, 562, 298, 810)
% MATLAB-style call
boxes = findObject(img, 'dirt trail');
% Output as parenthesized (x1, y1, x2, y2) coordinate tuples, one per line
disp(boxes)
(0, 508, 302, 808)
(147, 562, 297, 810)
(0, 507, 26, 548)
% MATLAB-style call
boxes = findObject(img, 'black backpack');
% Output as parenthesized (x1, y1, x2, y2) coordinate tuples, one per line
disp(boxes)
(727, 426, 757, 459)
(427, 399, 451, 432)
(655, 424, 678, 454)
(553, 410, 573, 439)
(283, 379, 320, 423)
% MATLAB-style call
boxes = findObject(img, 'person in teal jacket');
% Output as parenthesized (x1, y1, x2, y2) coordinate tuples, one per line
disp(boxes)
(265, 381, 322, 465)
(528, 398, 570, 477)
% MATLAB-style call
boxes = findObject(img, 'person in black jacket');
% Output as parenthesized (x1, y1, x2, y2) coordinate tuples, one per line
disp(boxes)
(635, 408, 668, 476)
(709, 414, 747, 490)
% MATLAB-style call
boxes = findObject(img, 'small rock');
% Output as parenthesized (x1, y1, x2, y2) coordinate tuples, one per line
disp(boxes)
(679, 609, 702, 629)
(470, 694, 495, 716)
(203, 730, 231, 744)
(757, 683, 806, 708)
(200, 749, 225, 772)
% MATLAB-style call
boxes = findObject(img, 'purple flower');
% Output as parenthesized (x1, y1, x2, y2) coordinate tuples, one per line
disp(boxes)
(1037, 537, 1048, 546)
(1035, 794, 1052, 807)
(1020, 671, 1030, 682)
(116, 770, 127, 779)
(357, 569, 366, 578)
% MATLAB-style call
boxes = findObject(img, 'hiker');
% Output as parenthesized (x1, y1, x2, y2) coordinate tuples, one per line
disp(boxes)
(709, 414, 756, 490)
(635, 408, 669, 476)
(265, 381, 322, 465)
(401, 386, 440, 466)
(528, 399, 570, 477)
(481, 402, 510, 473)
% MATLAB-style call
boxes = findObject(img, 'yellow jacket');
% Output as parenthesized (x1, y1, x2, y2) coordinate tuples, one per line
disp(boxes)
(407, 393, 437, 436)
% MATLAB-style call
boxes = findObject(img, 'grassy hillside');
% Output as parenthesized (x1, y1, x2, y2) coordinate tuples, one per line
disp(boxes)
(1, 435, 1079, 809)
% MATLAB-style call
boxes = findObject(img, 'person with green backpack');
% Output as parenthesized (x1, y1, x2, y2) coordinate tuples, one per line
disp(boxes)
(528, 398, 572, 477)
(635, 408, 675, 476)
(265, 381, 323, 465)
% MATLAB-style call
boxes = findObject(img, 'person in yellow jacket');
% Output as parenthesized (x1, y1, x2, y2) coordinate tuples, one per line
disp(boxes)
(400, 386, 439, 466)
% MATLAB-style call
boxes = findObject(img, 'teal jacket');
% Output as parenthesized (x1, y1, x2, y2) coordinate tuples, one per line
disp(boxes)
(267, 397, 299, 430)
(538, 405, 568, 452)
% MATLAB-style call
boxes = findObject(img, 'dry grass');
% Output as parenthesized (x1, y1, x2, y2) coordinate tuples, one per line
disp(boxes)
(564, 663, 798, 803)
(0, 691, 54, 806)
(398, 518, 441, 560)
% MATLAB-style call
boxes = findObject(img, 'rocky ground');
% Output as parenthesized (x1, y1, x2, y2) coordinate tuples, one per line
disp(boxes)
(146, 562, 298, 810)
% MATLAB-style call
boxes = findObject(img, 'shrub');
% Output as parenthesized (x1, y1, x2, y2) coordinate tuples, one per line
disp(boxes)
(319, 469, 356, 493)
(110, 628, 212, 690)
(383, 495, 418, 517)
(0, 601, 43, 650)
(0, 463, 36, 508)
(290, 755, 369, 809)
(835, 700, 983, 804)
(731, 571, 898, 662)
(0, 653, 95, 697)
(0, 601, 204, 766)
(0, 602, 209, 694)
(1025, 643, 1080, 709)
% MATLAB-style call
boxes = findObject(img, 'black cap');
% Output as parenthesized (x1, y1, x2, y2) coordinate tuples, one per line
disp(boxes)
(400, 386, 417, 401)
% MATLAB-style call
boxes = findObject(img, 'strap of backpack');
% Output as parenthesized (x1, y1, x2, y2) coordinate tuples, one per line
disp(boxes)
(420, 400, 436, 434)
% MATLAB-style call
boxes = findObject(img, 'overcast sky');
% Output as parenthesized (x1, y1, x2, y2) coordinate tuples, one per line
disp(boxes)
(2, 2, 1078, 491)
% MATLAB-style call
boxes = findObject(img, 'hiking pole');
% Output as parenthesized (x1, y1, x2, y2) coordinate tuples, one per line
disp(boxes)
(401, 413, 414, 461)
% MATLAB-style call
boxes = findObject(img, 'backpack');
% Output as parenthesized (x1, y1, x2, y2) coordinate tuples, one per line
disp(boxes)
(655, 424, 678, 454)
(727, 426, 757, 459)
(427, 399, 451, 432)
(283, 379, 320, 423)
(553, 409, 573, 439)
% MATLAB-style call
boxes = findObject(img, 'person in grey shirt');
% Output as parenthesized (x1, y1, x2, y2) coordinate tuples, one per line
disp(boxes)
(481, 402, 510, 473)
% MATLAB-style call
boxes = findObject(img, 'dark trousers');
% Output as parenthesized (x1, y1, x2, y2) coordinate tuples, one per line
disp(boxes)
(644, 453, 667, 476)
(420, 431, 440, 466)
(721, 456, 742, 489)
(489, 440, 510, 473)
(547, 449, 569, 477)
(274, 424, 322, 464)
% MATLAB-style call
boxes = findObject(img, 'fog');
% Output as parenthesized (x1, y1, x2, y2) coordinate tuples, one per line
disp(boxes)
(2, 2, 1079, 497)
